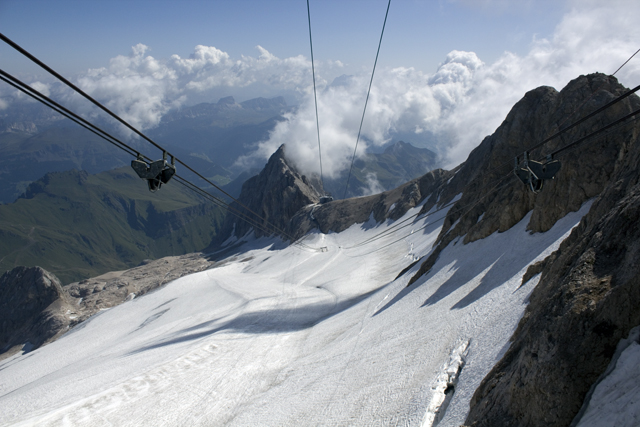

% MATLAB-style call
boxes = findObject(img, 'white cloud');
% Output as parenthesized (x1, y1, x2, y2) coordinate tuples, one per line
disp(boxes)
(241, 0, 640, 178)
(360, 172, 385, 196)
(4, 0, 638, 180)
(68, 44, 329, 131)
(30, 81, 51, 97)
(435, 0, 640, 167)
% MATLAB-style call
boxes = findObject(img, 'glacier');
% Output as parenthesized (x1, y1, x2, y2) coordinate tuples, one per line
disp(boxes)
(0, 200, 594, 426)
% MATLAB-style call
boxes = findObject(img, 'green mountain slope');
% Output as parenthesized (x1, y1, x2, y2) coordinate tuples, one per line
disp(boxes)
(0, 126, 132, 203)
(0, 167, 223, 283)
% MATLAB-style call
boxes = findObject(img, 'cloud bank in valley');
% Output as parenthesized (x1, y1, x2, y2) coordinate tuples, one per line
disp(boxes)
(71, 43, 334, 131)
(2, 0, 639, 178)
(243, 0, 640, 176)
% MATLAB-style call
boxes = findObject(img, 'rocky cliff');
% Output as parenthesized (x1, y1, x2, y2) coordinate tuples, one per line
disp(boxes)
(462, 76, 640, 426)
(214, 144, 322, 242)
(393, 72, 640, 426)
(408, 73, 640, 286)
(0, 266, 75, 357)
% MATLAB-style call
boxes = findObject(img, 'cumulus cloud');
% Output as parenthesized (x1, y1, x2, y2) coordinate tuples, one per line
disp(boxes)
(235, 62, 468, 178)
(66, 43, 331, 131)
(29, 81, 51, 97)
(240, 0, 640, 176)
(4, 0, 637, 180)
(434, 0, 640, 167)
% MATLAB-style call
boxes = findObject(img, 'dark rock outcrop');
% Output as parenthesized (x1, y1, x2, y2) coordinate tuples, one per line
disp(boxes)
(289, 168, 452, 240)
(409, 73, 640, 286)
(1, 253, 218, 359)
(423, 74, 640, 426)
(0, 266, 75, 357)
(465, 133, 640, 426)
(214, 144, 322, 242)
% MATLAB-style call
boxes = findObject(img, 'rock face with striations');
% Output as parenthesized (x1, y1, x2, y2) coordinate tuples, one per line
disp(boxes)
(396, 72, 640, 426)
(215, 144, 322, 242)
(409, 73, 640, 286)
(463, 82, 640, 427)
(0, 266, 75, 357)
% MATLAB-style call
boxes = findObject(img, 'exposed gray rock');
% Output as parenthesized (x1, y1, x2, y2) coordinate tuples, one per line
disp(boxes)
(0, 266, 75, 358)
(462, 75, 640, 426)
(214, 144, 322, 242)
(1, 253, 217, 360)
(289, 168, 452, 240)
(65, 252, 216, 314)
(409, 73, 640, 286)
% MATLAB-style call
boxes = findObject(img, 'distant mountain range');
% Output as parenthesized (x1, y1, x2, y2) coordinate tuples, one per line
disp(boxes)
(1, 95, 439, 203)
(0, 167, 223, 283)
(323, 140, 438, 198)
(0, 94, 439, 282)
(0, 96, 291, 204)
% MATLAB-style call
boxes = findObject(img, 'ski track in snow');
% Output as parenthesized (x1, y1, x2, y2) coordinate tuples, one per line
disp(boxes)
(0, 201, 593, 426)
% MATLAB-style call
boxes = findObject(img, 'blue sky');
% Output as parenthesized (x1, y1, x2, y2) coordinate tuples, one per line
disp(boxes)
(1, 0, 639, 172)
(1, 0, 566, 77)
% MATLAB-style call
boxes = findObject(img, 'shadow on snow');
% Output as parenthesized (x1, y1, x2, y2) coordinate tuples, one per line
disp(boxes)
(126, 287, 381, 356)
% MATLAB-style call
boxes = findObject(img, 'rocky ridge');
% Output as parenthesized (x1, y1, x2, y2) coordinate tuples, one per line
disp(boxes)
(0, 253, 217, 360)
(463, 76, 640, 426)
(214, 144, 323, 243)
(289, 168, 452, 240)
(408, 73, 640, 286)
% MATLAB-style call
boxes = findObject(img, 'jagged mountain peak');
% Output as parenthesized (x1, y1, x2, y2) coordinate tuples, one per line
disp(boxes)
(4, 72, 640, 425)
(409, 73, 640, 285)
(216, 144, 322, 242)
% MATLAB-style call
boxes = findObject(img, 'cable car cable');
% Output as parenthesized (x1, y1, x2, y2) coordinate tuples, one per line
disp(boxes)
(0, 68, 320, 249)
(0, 70, 138, 158)
(344, 172, 514, 250)
(0, 33, 316, 246)
(342, 0, 391, 199)
(345, 97, 640, 252)
(549, 106, 640, 158)
(0, 34, 287, 237)
(306, 0, 324, 190)
(344, 175, 516, 257)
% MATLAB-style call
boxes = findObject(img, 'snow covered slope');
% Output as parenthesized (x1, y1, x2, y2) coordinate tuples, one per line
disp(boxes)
(0, 199, 592, 426)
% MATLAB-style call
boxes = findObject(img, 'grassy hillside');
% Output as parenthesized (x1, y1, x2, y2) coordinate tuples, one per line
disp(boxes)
(0, 167, 223, 283)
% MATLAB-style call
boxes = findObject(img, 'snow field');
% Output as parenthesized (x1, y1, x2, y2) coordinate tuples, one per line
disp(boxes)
(574, 326, 640, 427)
(0, 201, 593, 426)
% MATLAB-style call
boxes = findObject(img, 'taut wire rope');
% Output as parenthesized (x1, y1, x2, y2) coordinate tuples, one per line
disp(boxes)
(342, 0, 391, 199)
(306, 0, 325, 191)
